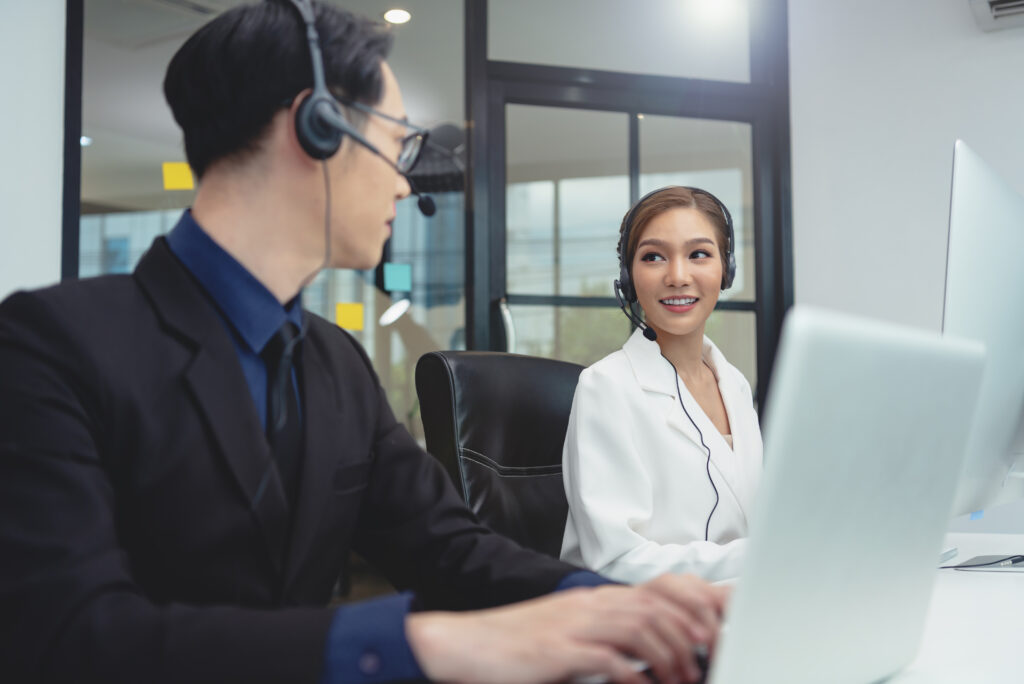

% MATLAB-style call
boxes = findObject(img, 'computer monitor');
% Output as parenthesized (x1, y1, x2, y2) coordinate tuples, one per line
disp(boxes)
(943, 140, 1024, 517)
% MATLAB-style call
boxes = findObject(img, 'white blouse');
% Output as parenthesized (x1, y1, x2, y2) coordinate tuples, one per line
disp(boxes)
(560, 329, 763, 583)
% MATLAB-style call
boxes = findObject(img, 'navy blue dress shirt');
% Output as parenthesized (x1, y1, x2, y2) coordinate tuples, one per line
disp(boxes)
(165, 210, 609, 683)
(166, 210, 304, 431)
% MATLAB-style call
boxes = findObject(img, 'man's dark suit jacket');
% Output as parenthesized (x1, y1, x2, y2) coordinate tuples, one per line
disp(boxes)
(0, 239, 576, 683)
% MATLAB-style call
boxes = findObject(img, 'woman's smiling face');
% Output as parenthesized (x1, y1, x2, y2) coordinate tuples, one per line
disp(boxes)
(631, 206, 724, 340)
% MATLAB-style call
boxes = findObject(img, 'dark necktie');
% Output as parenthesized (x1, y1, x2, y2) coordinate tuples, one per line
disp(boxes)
(261, 322, 304, 508)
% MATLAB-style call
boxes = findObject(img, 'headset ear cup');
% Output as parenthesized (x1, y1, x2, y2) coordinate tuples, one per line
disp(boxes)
(295, 93, 344, 160)
(722, 251, 737, 290)
(619, 263, 636, 303)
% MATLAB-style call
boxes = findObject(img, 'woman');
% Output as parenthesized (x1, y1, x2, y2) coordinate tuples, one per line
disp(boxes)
(560, 186, 763, 583)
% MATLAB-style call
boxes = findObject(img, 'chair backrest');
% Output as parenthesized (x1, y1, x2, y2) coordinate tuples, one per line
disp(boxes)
(415, 350, 585, 558)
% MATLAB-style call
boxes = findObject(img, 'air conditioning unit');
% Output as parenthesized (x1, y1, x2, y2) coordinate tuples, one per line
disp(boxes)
(970, 0, 1024, 31)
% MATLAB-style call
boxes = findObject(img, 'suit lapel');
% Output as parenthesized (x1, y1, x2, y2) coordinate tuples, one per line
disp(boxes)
(283, 324, 342, 588)
(134, 238, 291, 575)
(624, 329, 706, 449)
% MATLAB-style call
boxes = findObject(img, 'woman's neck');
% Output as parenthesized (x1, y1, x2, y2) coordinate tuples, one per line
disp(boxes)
(654, 325, 707, 383)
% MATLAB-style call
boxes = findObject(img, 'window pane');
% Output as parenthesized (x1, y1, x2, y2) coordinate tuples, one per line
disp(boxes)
(705, 309, 757, 398)
(506, 105, 629, 298)
(306, 193, 467, 446)
(489, 0, 751, 83)
(557, 176, 630, 296)
(508, 305, 756, 395)
(509, 304, 632, 367)
(79, 210, 178, 278)
(638, 114, 755, 303)
(506, 181, 555, 295)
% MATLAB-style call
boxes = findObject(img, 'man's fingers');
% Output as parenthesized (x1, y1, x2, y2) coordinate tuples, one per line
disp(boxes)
(621, 619, 677, 684)
(565, 645, 649, 684)
(649, 609, 706, 683)
(638, 587, 717, 648)
(643, 575, 724, 643)
(709, 583, 732, 614)
(573, 597, 698, 684)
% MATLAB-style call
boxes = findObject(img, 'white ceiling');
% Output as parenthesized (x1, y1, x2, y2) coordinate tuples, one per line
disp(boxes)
(81, 0, 750, 211)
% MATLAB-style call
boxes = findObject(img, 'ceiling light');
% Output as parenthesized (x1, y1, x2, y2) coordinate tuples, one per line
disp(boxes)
(379, 298, 411, 326)
(80, 135, 92, 147)
(690, 0, 740, 28)
(383, 9, 411, 25)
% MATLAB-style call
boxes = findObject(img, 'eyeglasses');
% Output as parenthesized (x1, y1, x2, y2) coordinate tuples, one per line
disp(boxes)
(339, 98, 428, 174)
(282, 95, 429, 174)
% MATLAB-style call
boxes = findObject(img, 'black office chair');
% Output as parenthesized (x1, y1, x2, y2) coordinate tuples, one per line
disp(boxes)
(415, 351, 585, 558)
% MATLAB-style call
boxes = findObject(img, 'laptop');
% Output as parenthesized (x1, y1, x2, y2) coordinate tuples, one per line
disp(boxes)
(707, 306, 985, 684)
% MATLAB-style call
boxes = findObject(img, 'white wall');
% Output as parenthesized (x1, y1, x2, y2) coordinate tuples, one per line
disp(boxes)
(0, 4, 66, 300)
(789, 1, 1024, 330)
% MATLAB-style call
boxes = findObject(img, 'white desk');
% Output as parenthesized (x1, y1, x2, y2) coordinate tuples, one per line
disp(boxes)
(890, 501, 1024, 681)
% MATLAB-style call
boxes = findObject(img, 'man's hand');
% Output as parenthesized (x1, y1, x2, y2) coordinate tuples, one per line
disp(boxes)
(636, 573, 730, 658)
(406, 573, 727, 684)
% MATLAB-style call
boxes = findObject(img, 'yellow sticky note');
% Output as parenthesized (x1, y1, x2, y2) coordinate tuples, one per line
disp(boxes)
(335, 303, 364, 331)
(162, 162, 195, 190)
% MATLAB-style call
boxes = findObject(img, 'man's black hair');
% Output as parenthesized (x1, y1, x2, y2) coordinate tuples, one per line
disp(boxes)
(164, 0, 393, 179)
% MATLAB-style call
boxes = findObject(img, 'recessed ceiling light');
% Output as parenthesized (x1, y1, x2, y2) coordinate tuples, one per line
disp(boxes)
(80, 135, 93, 147)
(383, 9, 411, 25)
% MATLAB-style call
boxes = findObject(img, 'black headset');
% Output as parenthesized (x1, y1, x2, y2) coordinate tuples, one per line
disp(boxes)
(285, 0, 436, 216)
(665, 356, 721, 542)
(287, 0, 360, 159)
(615, 186, 737, 306)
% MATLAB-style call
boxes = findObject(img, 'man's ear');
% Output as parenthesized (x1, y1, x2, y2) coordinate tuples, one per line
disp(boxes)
(278, 88, 333, 167)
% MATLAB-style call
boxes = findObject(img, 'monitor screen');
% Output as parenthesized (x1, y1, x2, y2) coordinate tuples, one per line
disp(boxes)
(942, 140, 1024, 516)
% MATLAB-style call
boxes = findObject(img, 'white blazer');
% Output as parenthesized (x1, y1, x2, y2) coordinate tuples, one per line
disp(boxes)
(560, 328, 763, 583)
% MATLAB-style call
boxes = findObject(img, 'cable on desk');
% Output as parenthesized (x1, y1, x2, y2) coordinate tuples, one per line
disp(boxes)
(939, 554, 1024, 569)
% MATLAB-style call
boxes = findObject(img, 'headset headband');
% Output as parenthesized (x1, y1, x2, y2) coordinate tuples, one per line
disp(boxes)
(615, 185, 737, 302)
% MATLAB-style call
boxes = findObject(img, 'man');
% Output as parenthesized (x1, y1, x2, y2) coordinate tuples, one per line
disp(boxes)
(0, 2, 726, 682)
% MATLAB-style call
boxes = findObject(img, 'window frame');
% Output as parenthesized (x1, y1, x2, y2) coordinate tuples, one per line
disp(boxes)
(463, 0, 793, 409)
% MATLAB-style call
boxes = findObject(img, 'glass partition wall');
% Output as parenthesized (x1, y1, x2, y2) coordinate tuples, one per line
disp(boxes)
(76, 0, 469, 602)
(467, 0, 792, 407)
(78, 0, 467, 447)
(74, 0, 790, 416)
(503, 105, 758, 387)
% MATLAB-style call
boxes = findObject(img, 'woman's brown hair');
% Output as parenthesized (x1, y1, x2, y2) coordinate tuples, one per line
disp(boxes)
(617, 186, 732, 281)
